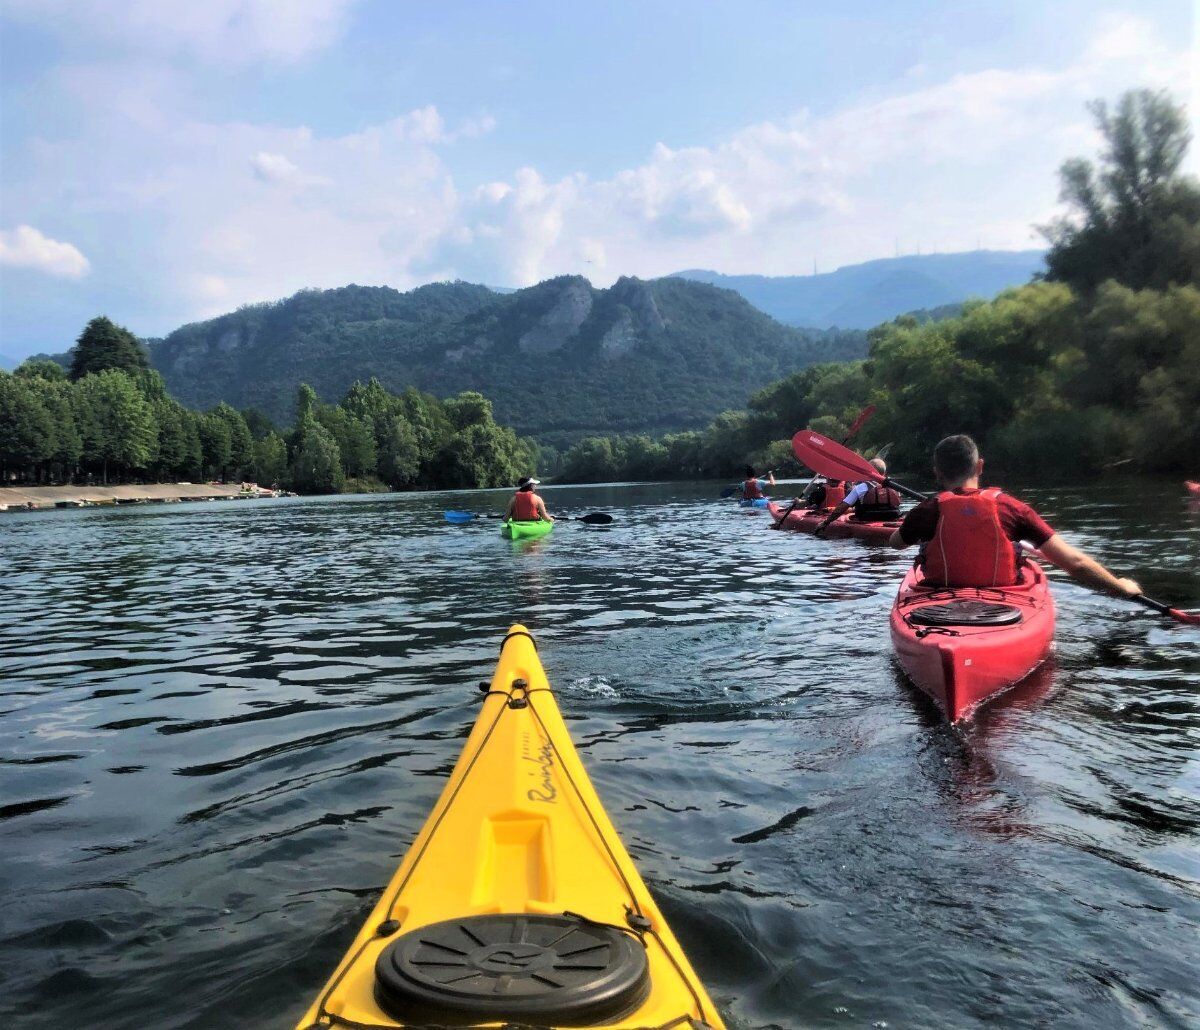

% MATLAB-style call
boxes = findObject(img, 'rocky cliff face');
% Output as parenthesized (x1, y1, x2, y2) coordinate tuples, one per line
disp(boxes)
(144, 274, 866, 442)
(517, 278, 594, 354)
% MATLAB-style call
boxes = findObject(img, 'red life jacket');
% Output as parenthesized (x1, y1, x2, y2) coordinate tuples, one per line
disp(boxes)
(822, 482, 846, 508)
(921, 489, 1018, 587)
(856, 484, 902, 521)
(512, 490, 540, 521)
(862, 484, 901, 509)
(743, 478, 764, 500)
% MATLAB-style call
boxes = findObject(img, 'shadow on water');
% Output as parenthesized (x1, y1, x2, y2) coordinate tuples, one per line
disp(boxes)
(1, 479, 1198, 1028)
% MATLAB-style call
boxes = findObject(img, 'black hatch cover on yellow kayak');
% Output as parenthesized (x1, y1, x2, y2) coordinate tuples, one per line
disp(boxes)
(373, 913, 651, 1026)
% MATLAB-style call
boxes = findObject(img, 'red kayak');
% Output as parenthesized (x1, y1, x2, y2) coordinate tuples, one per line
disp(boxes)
(767, 500, 899, 544)
(1186, 481, 1200, 497)
(890, 561, 1056, 721)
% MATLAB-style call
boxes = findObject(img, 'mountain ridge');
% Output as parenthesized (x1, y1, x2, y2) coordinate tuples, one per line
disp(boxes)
(672, 249, 1045, 328)
(145, 275, 866, 445)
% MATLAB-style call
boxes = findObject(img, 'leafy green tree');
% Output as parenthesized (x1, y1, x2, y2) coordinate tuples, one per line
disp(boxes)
(290, 421, 345, 494)
(38, 379, 82, 479)
(198, 411, 233, 480)
(436, 423, 526, 488)
(294, 383, 319, 427)
(134, 368, 169, 402)
(700, 410, 752, 476)
(398, 386, 447, 461)
(0, 372, 54, 480)
(615, 435, 668, 480)
(377, 416, 420, 487)
(241, 408, 276, 440)
(153, 399, 197, 480)
(662, 431, 703, 477)
(15, 359, 67, 382)
(253, 432, 288, 485)
(75, 370, 156, 482)
(212, 403, 253, 477)
(445, 391, 494, 430)
(1105, 284, 1200, 470)
(317, 406, 376, 478)
(341, 377, 395, 434)
(1042, 89, 1200, 293)
(340, 416, 376, 478)
(69, 316, 150, 381)
(562, 437, 617, 482)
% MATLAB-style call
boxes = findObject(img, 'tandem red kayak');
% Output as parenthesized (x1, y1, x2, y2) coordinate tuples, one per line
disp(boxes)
(889, 561, 1056, 721)
(767, 500, 899, 544)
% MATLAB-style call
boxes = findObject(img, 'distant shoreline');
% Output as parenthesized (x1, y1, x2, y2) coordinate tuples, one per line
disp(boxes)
(0, 482, 286, 512)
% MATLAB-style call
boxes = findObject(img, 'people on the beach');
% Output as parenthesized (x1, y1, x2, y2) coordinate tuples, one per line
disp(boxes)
(505, 476, 554, 522)
(889, 434, 1141, 595)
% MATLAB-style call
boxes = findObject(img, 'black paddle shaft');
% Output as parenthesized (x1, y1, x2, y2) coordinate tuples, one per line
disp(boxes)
(884, 477, 930, 503)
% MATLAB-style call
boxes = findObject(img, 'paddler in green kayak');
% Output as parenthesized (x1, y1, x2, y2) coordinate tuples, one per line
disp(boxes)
(504, 476, 555, 524)
(814, 457, 900, 534)
(888, 434, 1142, 597)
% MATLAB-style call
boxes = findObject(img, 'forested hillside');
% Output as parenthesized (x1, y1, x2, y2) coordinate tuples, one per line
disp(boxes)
(2, 317, 537, 494)
(146, 276, 865, 447)
(560, 91, 1199, 483)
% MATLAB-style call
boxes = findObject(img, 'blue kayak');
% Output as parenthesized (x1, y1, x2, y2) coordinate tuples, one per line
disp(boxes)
(738, 497, 770, 509)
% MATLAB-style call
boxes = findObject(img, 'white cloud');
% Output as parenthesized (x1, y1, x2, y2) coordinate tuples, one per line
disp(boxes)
(251, 151, 329, 187)
(425, 14, 1189, 286)
(2, 0, 355, 64)
(0, 225, 91, 278)
(2, 10, 1188, 335)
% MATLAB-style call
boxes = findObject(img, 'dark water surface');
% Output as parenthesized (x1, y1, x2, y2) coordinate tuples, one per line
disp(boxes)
(3, 480, 1198, 1029)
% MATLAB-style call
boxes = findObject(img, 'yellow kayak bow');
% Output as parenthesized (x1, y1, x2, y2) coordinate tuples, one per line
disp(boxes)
(297, 624, 723, 1029)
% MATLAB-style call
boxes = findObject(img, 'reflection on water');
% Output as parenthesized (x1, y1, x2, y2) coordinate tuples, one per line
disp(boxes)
(1, 478, 1198, 1028)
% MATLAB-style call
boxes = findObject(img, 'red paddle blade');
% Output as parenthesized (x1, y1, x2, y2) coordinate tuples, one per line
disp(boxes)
(1168, 608, 1200, 626)
(791, 429, 879, 482)
(845, 404, 876, 441)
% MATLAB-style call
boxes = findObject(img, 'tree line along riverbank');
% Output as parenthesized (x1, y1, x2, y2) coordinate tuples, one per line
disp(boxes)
(554, 91, 1199, 484)
(3, 91, 1197, 496)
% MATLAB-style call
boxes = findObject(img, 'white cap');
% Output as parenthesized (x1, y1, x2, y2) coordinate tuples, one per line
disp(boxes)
(517, 476, 541, 488)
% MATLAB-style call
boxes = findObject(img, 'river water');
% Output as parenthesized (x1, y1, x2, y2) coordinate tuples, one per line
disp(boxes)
(2, 479, 1198, 1029)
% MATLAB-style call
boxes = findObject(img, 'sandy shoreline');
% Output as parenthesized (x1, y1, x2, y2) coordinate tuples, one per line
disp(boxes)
(0, 483, 279, 511)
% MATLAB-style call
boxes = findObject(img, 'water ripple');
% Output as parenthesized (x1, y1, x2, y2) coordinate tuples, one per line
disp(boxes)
(1, 481, 1197, 1029)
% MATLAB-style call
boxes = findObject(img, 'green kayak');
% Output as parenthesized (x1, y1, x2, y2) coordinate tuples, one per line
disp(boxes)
(501, 519, 554, 540)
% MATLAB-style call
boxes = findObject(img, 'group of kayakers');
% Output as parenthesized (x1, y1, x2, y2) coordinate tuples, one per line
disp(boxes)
(508, 433, 1143, 603)
(739, 434, 1143, 600)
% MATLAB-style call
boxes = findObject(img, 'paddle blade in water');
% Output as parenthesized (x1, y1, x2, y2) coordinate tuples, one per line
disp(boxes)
(791, 430, 877, 482)
(444, 510, 475, 524)
(719, 486, 739, 498)
(577, 512, 614, 525)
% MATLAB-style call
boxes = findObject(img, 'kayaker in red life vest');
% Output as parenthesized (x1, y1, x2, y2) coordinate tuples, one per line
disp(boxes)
(504, 476, 554, 523)
(814, 458, 899, 534)
(888, 434, 1142, 597)
(740, 466, 775, 500)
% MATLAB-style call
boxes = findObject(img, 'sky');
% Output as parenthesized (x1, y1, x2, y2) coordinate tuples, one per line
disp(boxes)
(0, 0, 1195, 359)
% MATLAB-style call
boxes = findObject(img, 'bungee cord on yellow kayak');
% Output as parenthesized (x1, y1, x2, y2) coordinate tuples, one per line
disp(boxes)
(297, 626, 723, 1030)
